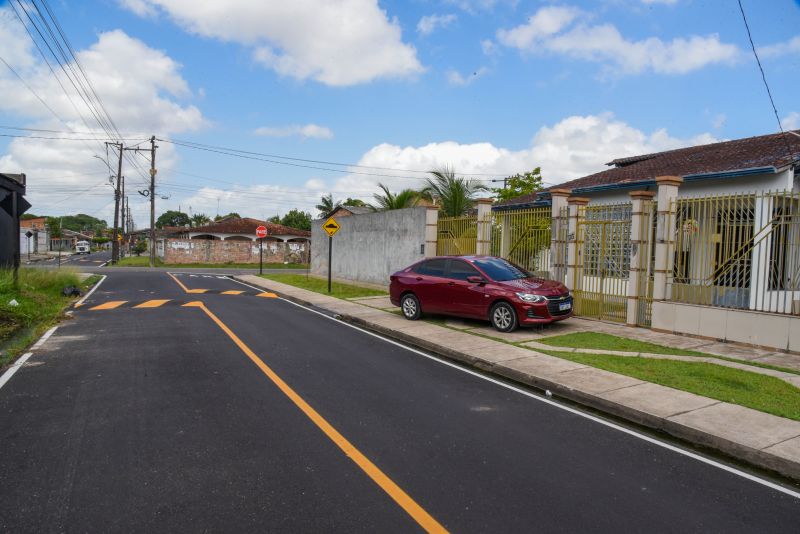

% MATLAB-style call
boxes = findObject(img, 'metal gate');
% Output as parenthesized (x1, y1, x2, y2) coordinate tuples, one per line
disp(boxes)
(490, 207, 552, 277)
(635, 200, 657, 326)
(436, 215, 477, 256)
(572, 203, 632, 323)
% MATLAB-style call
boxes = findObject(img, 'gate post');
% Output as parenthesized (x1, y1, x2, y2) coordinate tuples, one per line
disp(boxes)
(627, 191, 656, 326)
(476, 198, 493, 256)
(653, 176, 683, 302)
(425, 206, 439, 257)
(566, 196, 589, 291)
(550, 189, 571, 280)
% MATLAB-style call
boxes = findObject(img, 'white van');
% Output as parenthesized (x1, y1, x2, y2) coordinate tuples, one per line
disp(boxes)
(75, 240, 91, 254)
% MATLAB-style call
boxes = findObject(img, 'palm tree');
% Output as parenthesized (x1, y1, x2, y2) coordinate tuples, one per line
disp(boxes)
(422, 166, 488, 217)
(190, 213, 211, 227)
(316, 193, 341, 218)
(371, 183, 421, 211)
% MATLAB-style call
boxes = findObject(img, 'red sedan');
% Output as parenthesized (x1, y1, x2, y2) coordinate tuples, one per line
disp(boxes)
(389, 256, 573, 332)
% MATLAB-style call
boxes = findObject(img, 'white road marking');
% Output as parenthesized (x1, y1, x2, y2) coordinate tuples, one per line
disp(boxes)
(229, 276, 800, 500)
(74, 275, 107, 307)
(0, 353, 34, 390)
(31, 326, 59, 350)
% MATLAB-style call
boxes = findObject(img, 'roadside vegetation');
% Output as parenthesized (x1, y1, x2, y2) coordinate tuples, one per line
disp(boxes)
(538, 332, 707, 356)
(541, 350, 800, 421)
(259, 273, 387, 299)
(114, 256, 308, 269)
(0, 269, 98, 368)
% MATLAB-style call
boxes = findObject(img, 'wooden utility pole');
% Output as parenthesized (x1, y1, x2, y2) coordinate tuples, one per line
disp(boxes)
(149, 135, 157, 268)
(108, 142, 123, 264)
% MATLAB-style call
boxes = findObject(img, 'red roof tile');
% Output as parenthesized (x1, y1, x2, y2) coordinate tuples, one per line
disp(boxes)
(189, 217, 311, 237)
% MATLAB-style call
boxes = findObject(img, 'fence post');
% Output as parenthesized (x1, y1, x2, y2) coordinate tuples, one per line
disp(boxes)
(566, 196, 589, 291)
(653, 176, 682, 303)
(425, 206, 439, 257)
(550, 189, 571, 280)
(627, 191, 656, 326)
(476, 198, 493, 256)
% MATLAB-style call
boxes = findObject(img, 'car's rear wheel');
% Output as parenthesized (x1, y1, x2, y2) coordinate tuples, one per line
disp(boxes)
(401, 293, 421, 320)
(490, 302, 518, 332)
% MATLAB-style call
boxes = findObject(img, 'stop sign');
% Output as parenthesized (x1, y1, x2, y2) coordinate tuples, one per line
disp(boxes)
(255, 225, 268, 238)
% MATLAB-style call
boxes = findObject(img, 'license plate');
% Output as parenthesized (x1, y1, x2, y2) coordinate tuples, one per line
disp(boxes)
(559, 302, 572, 311)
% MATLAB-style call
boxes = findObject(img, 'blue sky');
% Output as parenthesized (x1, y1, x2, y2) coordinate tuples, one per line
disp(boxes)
(0, 0, 798, 225)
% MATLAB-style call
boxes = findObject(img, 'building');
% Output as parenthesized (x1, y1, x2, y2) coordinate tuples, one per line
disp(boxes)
(19, 216, 49, 257)
(1, 173, 30, 269)
(326, 205, 373, 218)
(186, 217, 311, 243)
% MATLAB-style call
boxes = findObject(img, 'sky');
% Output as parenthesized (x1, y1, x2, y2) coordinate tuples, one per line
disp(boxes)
(0, 0, 798, 227)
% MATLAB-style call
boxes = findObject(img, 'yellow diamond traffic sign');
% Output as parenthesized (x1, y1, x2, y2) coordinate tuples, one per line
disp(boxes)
(323, 217, 341, 237)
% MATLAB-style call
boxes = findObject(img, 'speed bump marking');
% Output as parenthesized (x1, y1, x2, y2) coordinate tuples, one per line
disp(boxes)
(134, 299, 171, 309)
(89, 301, 127, 310)
(221, 290, 245, 295)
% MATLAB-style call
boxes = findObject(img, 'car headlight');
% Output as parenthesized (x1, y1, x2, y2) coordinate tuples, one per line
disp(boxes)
(516, 292, 546, 303)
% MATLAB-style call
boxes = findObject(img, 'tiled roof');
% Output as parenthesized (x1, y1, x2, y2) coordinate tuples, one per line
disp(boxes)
(190, 217, 311, 237)
(496, 130, 800, 208)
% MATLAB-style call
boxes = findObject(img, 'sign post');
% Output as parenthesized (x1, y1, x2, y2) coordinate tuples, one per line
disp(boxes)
(256, 225, 268, 274)
(322, 217, 341, 293)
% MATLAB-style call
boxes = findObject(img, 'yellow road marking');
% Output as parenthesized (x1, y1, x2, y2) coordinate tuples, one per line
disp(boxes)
(192, 301, 447, 533)
(90, 300, 127, 310)
(187, 289, 208, 294)
(221, 290, 244, 295)
(168, 272, 191, 292)
(256, 292, 278, 298)
(134, 299, 171, 308)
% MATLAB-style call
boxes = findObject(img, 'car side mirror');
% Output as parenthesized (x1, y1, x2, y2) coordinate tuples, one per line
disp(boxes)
(467, 275, 484, 284)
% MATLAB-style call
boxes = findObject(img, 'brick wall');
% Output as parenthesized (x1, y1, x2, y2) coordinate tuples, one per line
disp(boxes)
(163, 239, 309, 264)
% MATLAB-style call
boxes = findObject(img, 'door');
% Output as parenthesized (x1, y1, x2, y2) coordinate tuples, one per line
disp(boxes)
(411, 258, 449, 313)
(443, 259, 488, 318)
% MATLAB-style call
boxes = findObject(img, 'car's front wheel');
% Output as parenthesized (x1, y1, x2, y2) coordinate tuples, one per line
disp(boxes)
(401, 293, 421, 320)
(490, 302, 518, 332)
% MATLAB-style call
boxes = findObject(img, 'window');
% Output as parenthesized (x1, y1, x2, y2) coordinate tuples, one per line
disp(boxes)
(447, 260, 481, 281)
(415, 259, 447, 277)
(473, 258, 530, 281)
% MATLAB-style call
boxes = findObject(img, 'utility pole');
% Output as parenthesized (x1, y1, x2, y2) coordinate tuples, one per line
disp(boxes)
(149, 135, 157, 268)
(107, 142, 123, 264)
(120, 175, 125, 257)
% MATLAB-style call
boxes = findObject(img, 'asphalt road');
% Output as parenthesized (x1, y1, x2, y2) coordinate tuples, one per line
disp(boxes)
(0, 270, 798, 532)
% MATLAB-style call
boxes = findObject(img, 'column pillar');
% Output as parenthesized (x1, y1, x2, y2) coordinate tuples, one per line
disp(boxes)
(653, 176, 683, 302)
(424, 206, 439, 257)
(566, 197, 590, 291)
(550, 189, 571, 281)
(476, 198, 493, 256)
(627, 191, 656, 326)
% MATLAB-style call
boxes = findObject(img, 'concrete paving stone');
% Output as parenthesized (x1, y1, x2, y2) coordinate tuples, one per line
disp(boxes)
(750, 353, 800, 373)
(471, 344, 533, 364)
(697, 342, 769, 360)
(555, 367, 645, 395)
(464, 325, 547, 343)
(443, 318, 481, 330)
(349, 296, 395, 310)
(599, 382, 719, 418)
(668, 403, 800, 450)
(763, 436, 800, 465)
(492, 353, 589, 382)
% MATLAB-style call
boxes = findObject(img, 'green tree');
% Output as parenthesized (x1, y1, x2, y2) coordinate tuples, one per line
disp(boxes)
(156, 210, 191, 229)
(492, 168, 544, 202)
(59, 214, 108, 234)
(343, 197, 367, 207)
(371, 183, 420, 211)
(280, 209, 312, 231)
(190, 213, 211, 227)
(214, 212, 241, 221)
(47, 218, 62, 238)
(133, 239, 147, 256)
(422, 166, 489, 217)
(267, 215, 281, 223)
(316, 193, 340, 218)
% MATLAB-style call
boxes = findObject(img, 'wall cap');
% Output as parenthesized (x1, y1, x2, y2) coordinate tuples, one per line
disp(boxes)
(629, 190, 656, 199)
(567, 196, 590, 205)
(655, 175, 683, 186)
(475, 198, 495, 204)
(549, 188, 572, 197)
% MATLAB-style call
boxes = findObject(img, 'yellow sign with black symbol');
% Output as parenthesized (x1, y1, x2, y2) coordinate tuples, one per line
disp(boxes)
(323, 217, 340, 237)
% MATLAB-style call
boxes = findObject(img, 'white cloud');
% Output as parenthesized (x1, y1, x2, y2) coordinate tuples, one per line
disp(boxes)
(446, 66, 489, 86)
(116, 0, 158, 17)
(329, 113, 716, 197)
(497, 5, 739, 75)
(417, 14, 457, 35)
(121, 1, 423, 86)
(712, 113, 727, 129)
(0, 8, 205, 222)
(481, 39, 499, 56)
(784, 112, 800, 130)
(445, 0, 515, 14)
(759, 36, 800, 59)
(254, 124, 333, 139)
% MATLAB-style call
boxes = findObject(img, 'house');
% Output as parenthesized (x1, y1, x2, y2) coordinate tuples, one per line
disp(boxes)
(495, 130, 800, 210)
(19, 216, 48, 257)
(51, 228, 93, 252)
(326, 205, 373, 218)
(1, 173, 31, 268)
(187, 217, 311, 243)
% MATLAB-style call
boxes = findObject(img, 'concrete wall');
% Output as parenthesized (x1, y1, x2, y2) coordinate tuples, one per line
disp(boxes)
(652, 301, 800, 352)
(311, 207, 428, 287)
(163, 238, 308, 264)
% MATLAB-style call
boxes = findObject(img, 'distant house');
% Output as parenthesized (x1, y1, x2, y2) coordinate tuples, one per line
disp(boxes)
(187, 216, 311, 243)
(327, 205, 373, 218)
(19, 216, 48, 256)
(51, 228, 93, 252)
(1, 173, 30, 268)
(495, 130, 800, 209)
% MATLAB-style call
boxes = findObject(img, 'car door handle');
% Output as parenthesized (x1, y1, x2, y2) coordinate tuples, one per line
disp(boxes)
(448, 282, 455, 286)
(416, 277, 422, 281)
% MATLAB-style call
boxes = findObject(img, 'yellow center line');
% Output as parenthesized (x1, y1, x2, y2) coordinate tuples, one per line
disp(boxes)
(90, 300, 127, 310)
(256, 292, 278, 298)
(134, 299, 171, 309)
(167, 272, 209, 294)
(184, 300, 447, 533)
(221, 290, 244, 295)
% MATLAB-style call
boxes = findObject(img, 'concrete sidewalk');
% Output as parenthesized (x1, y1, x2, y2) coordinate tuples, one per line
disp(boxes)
(236, 275, 800, 482)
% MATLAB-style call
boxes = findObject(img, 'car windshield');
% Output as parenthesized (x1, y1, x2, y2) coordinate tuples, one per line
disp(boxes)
(473, 258, 532, 281)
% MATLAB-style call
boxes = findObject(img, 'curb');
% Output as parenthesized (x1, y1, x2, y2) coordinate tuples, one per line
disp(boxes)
(234, 276, 800, 483)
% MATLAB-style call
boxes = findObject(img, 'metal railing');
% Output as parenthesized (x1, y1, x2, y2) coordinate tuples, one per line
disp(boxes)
(436, 215, 478, 256)
(490, 207, 552, 277)
(670, 190, 800, 315)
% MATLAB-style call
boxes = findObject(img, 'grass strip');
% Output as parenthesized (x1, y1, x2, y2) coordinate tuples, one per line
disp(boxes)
(542, 350, 800, 421)
(115, 256, 308, 269)
(0, 268, 89, 367)
(259, 273, 386, 299)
